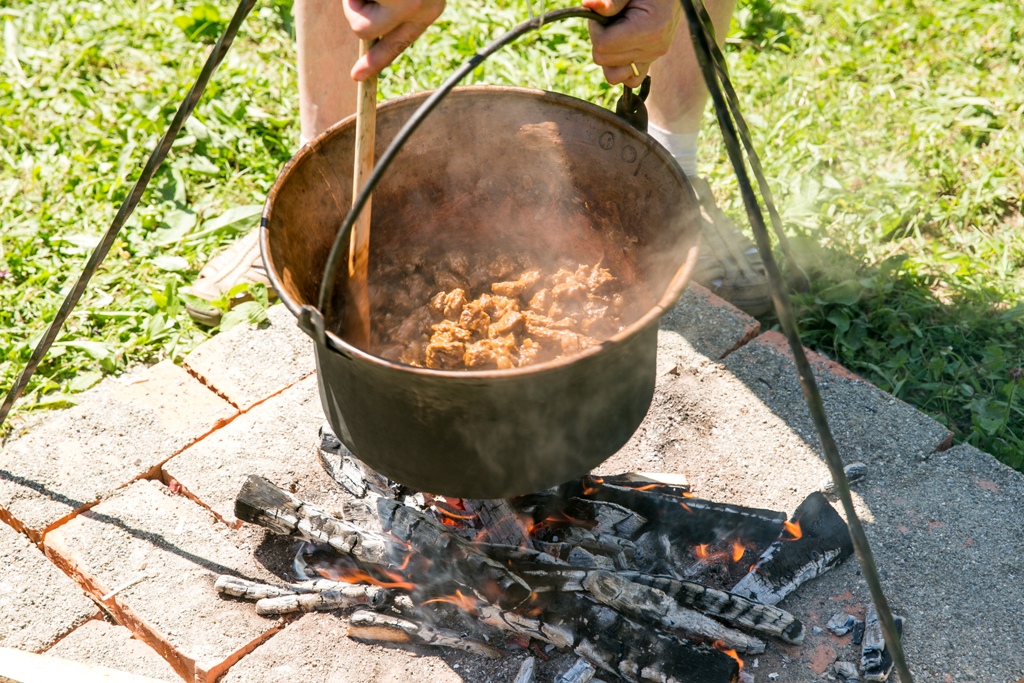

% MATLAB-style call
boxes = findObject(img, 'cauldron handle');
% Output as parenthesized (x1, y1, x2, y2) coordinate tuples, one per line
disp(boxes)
(316, 7, 624, 322)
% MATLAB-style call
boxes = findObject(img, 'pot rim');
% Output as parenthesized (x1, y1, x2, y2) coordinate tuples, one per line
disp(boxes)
(260, 85, 699, 380)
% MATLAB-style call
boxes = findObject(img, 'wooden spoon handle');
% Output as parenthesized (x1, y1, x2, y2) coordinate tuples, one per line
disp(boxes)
(345, 39, 377, 350)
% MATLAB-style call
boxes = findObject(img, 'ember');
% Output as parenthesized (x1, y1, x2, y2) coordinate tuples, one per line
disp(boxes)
(220, 462, 867, 683)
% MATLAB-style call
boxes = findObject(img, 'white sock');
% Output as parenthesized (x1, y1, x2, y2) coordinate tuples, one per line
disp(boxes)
(648, 123, 699, 178)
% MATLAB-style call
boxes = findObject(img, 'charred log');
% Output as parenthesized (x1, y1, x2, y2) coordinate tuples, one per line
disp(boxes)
(862, 605, 904, 682)
(376, 497, 533, 609)
(459, 498, 534, 547)
(235, 475, 401, 567)
(479, 593, 740, 683)
(347, 610, 505, 658)
(256, 585, 388, 616)
(215, 574, 389, 615)
(582, 571, 765, 654)
(729, 492, 853, 606)
(579, 479, 786, 548)
(597, 473, 691, 497)
(620, 573, 804, 644)
(569, 499, 648, 540)
(511, 566, 801, 646)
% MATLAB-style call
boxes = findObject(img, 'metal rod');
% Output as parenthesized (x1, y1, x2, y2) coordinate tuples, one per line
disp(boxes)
(679, 0, 912, 679)
(0, 0, 258, 431)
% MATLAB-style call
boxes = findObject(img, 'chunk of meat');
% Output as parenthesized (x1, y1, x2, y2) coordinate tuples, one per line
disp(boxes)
(518, 338, 541, 367)
(425, 339, 466, 369)
(458, 300, 491, 334)
(528, 288, 551, 312)
(464, 335, 517, 370)
(491, 269, 541, 298)
(431, 289, 467, 320)
(489, 310, 524, 337)
(424, 320, 473, 369)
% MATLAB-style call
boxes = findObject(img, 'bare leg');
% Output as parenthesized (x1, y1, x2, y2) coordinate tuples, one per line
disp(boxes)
(295, 0, 360, 143)
(646, 0, 734, 176)
(645, 0, 773, 317)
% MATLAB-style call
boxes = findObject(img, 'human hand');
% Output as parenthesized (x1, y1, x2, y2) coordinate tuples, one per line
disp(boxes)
(582, 0, 681, 88)
(344, 0, 447, 81)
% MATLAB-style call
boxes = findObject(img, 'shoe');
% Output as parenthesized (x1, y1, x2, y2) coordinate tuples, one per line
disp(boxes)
(689, 177, 773, 317)
(185, 229, 274, 326)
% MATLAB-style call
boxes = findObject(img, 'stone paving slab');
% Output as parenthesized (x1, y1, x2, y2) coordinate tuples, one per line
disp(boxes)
(750, 442, 1024, 683)
(183, 304, 315, 412)
(0, 520, 95, 653)
(604, 328, 1024, 682)
(219, 613, 470, 683)
(43, 479, 282, 683)
(162, 375, 348, 528)
(46, 618, 183, 682)
(657, 282, 761, 368)
(0, 361, 237, 540)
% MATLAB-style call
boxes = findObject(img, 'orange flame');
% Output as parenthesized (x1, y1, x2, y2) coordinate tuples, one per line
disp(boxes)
(679, 501, 692, 513)
(423, 589, 479, 615)
(316, 567, 415, 592)
(783, 519, 803, 541)
(582, 476, 604, 495)
(713, 641, 744, 670)
(694, 544, 710, 560)
(435, 505, 477, 521)
(731, 540, 746, 563)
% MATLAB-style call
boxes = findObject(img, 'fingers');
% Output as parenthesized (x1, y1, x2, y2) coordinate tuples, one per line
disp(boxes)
(587, 0, 679, 88)
(343, 0, 445, 80)
(581, 0, 631, 17)
(602, 63, 649, 88)
(351, 21, 427, 80)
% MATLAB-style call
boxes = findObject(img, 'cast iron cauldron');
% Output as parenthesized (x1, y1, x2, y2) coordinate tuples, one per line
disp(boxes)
(261, 86, 699, 498)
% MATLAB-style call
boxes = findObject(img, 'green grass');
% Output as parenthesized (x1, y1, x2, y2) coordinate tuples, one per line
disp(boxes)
(1, 0, 1021, 466)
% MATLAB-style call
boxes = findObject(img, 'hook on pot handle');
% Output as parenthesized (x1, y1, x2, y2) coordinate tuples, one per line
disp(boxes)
(316, 7, 616, 321)
(614, 75, 651, 132)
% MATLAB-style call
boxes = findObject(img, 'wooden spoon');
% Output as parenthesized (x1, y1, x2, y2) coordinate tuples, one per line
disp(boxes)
(344, 39, 377, 350)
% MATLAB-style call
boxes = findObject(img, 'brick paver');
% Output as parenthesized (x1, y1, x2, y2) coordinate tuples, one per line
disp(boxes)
(183, 304, 315, 412)
(162, 375, 342, 527)
(43, 479, 281, 683)
(0, 521, 95, 652)
(0, 361, 237, 540)
(657, 282, 761, 372)
(46, 618, 183, 682)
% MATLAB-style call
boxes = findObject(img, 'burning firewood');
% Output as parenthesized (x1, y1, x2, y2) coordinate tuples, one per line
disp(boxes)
(347, 610, 505, 659)
(234, 475, 400, 567)
(214, 575, 389, 616)
(475, 594, 741, 683)
(619, 573, 805, 644)
(581, 571, 766, 654)
(376, 497, 534, 609)
(580, 477, 787, 548)
(230, 472, 856, 683)
(729, 492, 853, 606)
